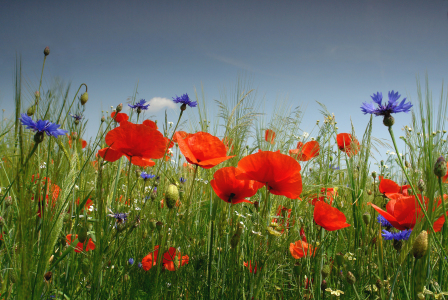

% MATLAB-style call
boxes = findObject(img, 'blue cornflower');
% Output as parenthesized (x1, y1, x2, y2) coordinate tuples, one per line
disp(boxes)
(128, 258, 134, 265)
(377, 215, 392, 227)
(381, 229, 412, 241)
(107, 210, 128, 223)
(128, 99, 150, 112)
(172, 93, 197, 109)
(20, 113, 68, 138)
(180, 177, 187, 184)
(329, 164, 340, 170)
(361, 91, 412, 116)
(69, 113, 83, 121)
(141, 171, 155, 180)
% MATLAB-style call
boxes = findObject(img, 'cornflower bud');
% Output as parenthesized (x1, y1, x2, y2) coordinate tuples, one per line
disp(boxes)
(101, 116, 105, 123)
(418, 179, 425, 192)
(434, 156, 447, 178)
(346, 271, 356, 284)
(116, 103, 123, 113)
(383, 115, 395, 127)
(44, 46, 50, 56)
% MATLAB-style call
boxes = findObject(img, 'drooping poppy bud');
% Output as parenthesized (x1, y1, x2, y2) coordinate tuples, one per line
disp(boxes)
(362, 212, 371, 225)
(346, 271, 356, 284)
(413, 230, 428, 259)
(27, 105, 36, 116)
(80, 92, 89, 105)
(321, 265, 331, 279)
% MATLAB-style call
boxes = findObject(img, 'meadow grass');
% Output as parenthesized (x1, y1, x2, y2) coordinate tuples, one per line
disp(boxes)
(0, 51, 448, 300)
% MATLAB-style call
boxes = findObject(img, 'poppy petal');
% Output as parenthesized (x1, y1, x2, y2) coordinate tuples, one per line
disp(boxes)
(314, 201, 350, 231)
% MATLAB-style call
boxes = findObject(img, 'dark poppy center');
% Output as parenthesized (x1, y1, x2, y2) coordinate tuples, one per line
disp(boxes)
(228, 193, 236, 203)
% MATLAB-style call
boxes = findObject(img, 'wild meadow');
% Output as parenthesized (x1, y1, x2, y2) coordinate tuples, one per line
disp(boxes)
(1, 48, 448, 300)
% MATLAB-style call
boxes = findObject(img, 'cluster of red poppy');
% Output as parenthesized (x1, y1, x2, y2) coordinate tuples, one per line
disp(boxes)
(141, 245, 189, 271)
(369, 176, 447, 231)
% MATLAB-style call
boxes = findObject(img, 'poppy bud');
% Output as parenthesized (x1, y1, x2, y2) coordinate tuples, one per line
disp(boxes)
(43, 46, 50, 56)
(80, 92, 88, 105)
(346, 271, 356, 284)
(44, 271, 52, 282)
(434, 156, 447, 178)
(362, 212, 371, 225)
(156, 221, 163, 232)
(413, 230, 428, 259)
(253, 201, 259, 211)
(418, 179, 425, 192)
(27, 105, 36, 116)
(116, 103, 123, 113)
(321, 264, 331, 279)
(380, 160, 384, 167)
(149, 220, 157, 231)
(78, 227, 88, 243)
(165, 184, 179, 209)
(230, 224, 243, 249)
(101, 116, 105, 123)
(34, 132, 45, 144)
(321, 280, 327, 291)
(383, 115, 395, 127)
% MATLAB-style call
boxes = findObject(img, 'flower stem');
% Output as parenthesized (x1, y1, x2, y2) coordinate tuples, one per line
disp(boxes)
(388, 125, 448, 263)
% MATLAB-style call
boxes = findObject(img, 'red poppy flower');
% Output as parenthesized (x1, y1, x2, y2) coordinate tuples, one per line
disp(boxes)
(265, 129, 276, 144)
(314, 201, 350, 231)
(290, 240, 316, 259)
(336, 133, 360, 157)
(66, 234, 95, 253)
(172, 131, 190, 143)
(289, 141, 320, 161)
(162, 247, 189, 271)
(369, 193, 444, 231)
(175, 131, 235, 169)
(67, 133, 87, 149)
(300, 226, 307, 243)
(211, 166, 264, 205)
(142, 119, 158, 129)
(378, 176, 409, 196)
(110, 112, 129, 123)
(31, 175, 61, 218)
(97, 121, 167, 167)
(235, 150, 302, 199)
(310, 187, 337, 205)
(142, 246, 159, 271)
(164, 137, 174, 149)
(243, 261, 260, 274)
(272, 205, 293, 233)
(75, 198, 93, 213)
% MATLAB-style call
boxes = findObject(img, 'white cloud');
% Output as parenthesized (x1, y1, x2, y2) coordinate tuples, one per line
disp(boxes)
(146, 97, 177, 112)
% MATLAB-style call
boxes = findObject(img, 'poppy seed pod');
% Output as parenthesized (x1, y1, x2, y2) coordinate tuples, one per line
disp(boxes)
(434, 156, 447, 178)
(166, 184, 179, 209)
(413, 230, 428, 259)
(44, 46, 50, 56)
(80, 92, 88, 105)
(371, 171, 377, 179)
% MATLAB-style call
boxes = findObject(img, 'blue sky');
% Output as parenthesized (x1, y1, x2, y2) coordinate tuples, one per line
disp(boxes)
(1, 0, 448, 164)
